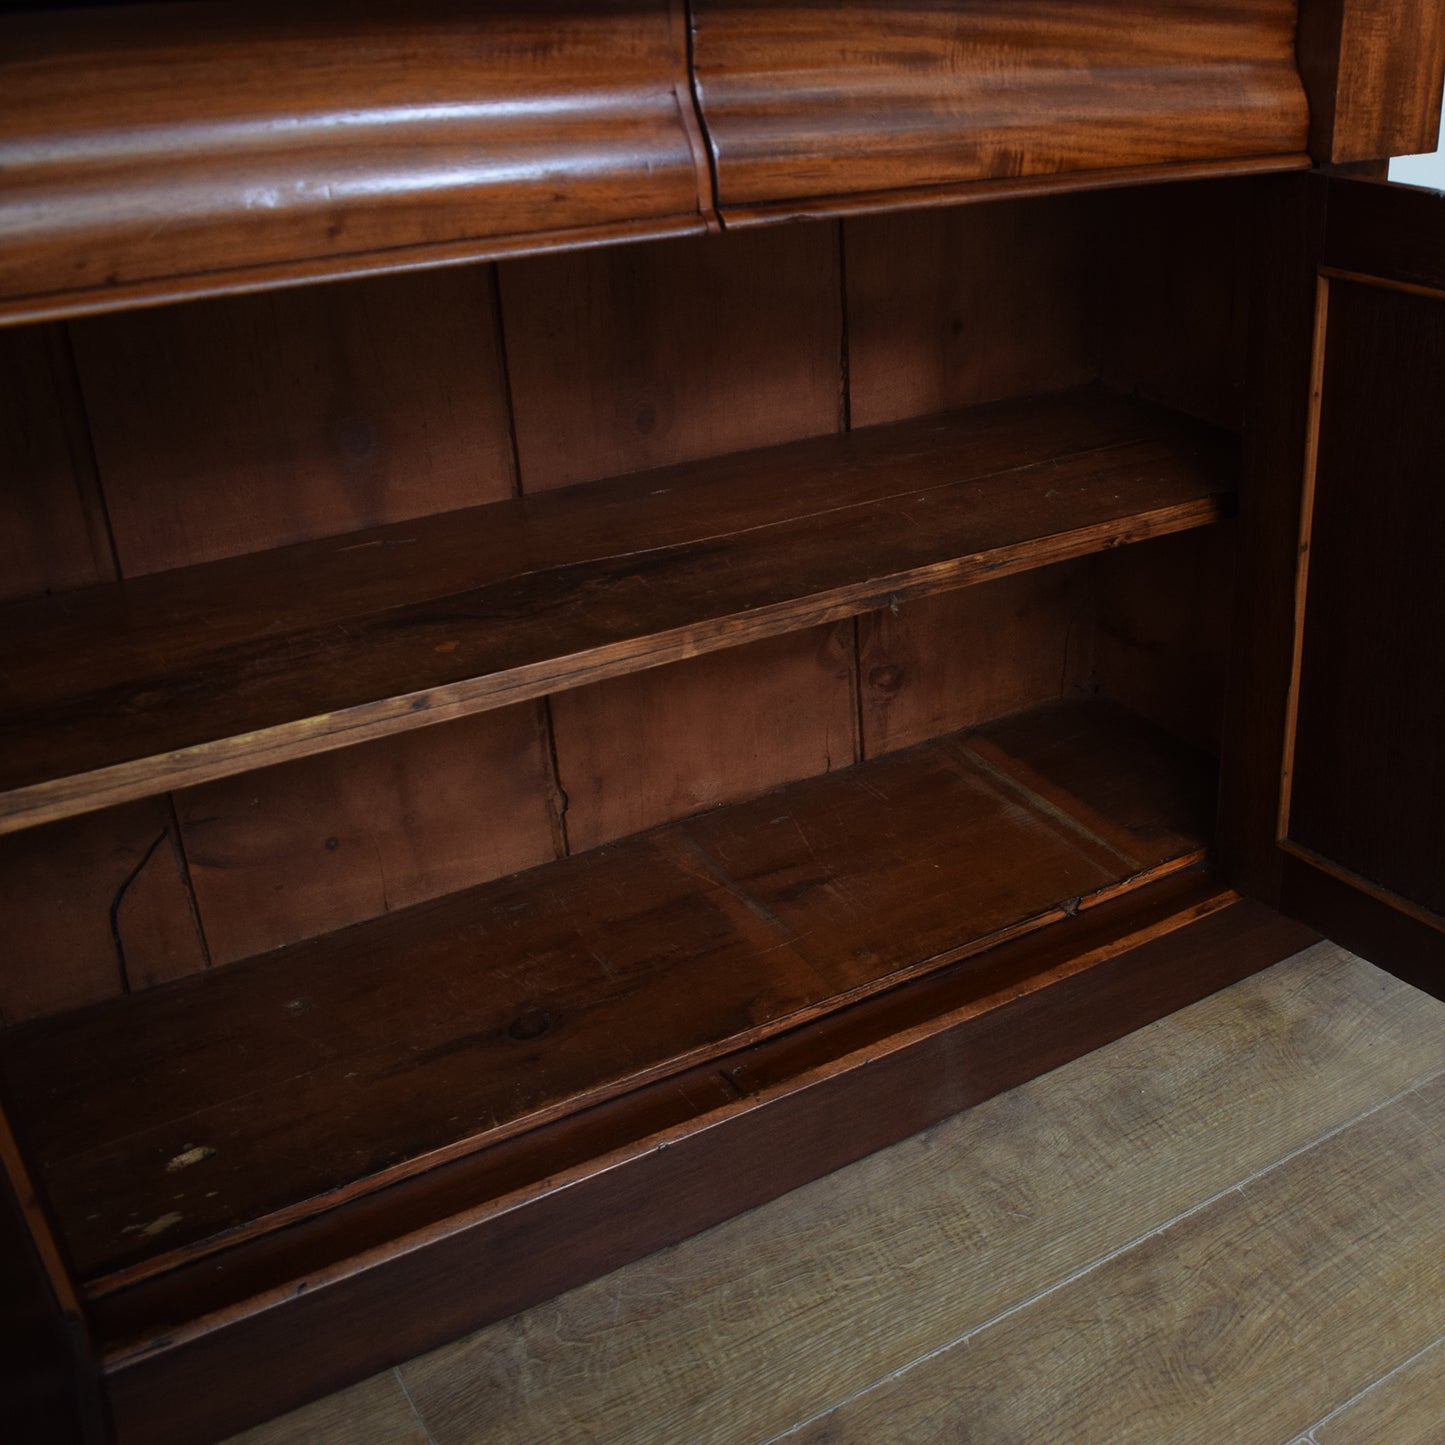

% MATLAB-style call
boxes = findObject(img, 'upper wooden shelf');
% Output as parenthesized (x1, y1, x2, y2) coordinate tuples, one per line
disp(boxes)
(0, 386, 1235, 836)
(0, 0, 712, 324)
(690, 0, 1312, 223)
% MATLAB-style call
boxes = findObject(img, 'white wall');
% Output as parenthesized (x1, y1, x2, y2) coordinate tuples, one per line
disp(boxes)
(1389, 93, 1445, 188)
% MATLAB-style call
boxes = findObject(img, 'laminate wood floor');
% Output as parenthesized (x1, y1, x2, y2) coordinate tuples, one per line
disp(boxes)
(229, 941, 1445, 1445)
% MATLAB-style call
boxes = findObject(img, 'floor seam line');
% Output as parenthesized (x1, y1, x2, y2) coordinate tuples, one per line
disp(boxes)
(395, 1367, 441, 1445)
(760, 1055, 1445, 1444)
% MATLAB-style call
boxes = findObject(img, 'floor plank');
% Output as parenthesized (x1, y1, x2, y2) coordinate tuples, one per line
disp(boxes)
(1309, 1333, 1445, 1444)
(790, 1072, 1445, 1444)
(282, 943, 1445, 1445)
(225, 1370, 429, 1445)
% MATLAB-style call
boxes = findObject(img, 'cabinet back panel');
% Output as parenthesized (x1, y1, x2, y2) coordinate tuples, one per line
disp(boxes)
(174, 705, 561, 969)
(500, 225, 843, 493)
(0, 186, 1247, 1023)
(859, 562, 1095, 759)
(845, 195, 1098, 427)
(0, 800, 207, 1026)
(1096, 180, 1254, 430)
(68, 266, 517, 576)
(0, 324, 115, 601)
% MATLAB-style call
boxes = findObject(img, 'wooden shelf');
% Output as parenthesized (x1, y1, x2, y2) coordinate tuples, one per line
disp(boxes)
(0, 386, 1234, 835)
(0, 697, 1215, 1292)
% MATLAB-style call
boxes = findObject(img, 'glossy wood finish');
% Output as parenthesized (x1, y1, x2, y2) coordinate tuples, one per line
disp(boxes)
(99, 880, 1308, 1445)
(1298, 0, 1445, 163)
(0, 1, 712, 325)
(1, 698, 1212, 1288)
(690, 0, 1309, 218)
(0, 386, 1234, 836)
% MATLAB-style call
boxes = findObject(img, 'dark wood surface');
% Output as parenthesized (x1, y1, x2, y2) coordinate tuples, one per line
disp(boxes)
(0, 699, 1213, 1290)
(1215, 173, 1325, 903)
(68, 267, 518, 576)
(0, 386, 1234, 835)
(690, 0, 1308, 214)
(0, 0, 711, 324)
(94, 879, 1313, 1445)
(1287, 279, 1445, 924)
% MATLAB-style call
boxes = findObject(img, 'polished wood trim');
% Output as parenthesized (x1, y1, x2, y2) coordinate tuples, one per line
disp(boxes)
(0, 388, 1234, 836)
(718, 155, 1311, 229)
(1274, 275, 1331, 840)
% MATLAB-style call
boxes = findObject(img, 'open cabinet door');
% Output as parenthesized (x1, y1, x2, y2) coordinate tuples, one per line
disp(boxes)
(1244, 176, 1445, 997)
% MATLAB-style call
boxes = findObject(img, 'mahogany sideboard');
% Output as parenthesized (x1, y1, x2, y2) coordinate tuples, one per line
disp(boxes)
(2, 3, 1444, 1441)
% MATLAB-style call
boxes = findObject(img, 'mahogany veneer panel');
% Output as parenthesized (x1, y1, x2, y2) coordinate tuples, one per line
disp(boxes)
(0, 1, 709, 323)
(0, 386, 1234, 835)
(691, 0, 1310, 218)
(0, 699, 1213, 1288)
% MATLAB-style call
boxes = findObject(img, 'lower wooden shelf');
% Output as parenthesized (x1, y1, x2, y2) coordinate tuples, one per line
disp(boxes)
(0, 698, 1315, 1444)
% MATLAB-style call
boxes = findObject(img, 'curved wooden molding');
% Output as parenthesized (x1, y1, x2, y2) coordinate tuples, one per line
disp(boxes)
(0, 1, 712, 323)
(691, 0, 1311, 213)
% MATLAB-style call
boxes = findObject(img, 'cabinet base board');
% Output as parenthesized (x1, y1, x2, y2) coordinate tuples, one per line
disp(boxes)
(98, 875, 1315, 1445)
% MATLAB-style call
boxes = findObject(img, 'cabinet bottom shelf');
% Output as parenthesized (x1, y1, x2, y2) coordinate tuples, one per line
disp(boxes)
(0, 698, 1318, 1444)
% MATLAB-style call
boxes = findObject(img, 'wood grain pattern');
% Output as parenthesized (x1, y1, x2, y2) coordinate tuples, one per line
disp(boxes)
(858, 562, 1093, 759)
(844, 196, 1096, 428)
(0, 701, 1212, 1286)
(0, 799, 208, 1026)
(500, 224, 841, 493)
(0, 324, 114, 601)
(370, 944, 1435, 1445)
(70, 266, 515, 575)
(1298, 0, 1445, 163)
(176, 705, 559, 967)
(0, 1, 709, 322)
(1311, 1335, 1445, 1444)
(552, 626, 856, 852)
(690, 0, 1309, 211)
(0, 387, 1235, 835)
(792, 1072, 1445, 1444)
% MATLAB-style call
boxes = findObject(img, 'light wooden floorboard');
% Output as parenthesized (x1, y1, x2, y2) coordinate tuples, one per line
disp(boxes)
(1309, 1331, 1445, 1443)
(226, 943, 1445, 1445)
(788, 1072, 1445, 1444)
(225, 1369, 431, 1445)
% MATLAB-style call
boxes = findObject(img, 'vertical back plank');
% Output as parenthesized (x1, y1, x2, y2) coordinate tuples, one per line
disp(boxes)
(858, 564, 1093, 759)
(0, 800, 208, 1025)
(845, 195, 1097, 429)
(70, 266, 516, 575)
(552, 627, 857, 853)
(0, 325, 114, 601)
(500, 226, 842, 491)
(504, 225, 849, 845)
(175, 706, 560, 967)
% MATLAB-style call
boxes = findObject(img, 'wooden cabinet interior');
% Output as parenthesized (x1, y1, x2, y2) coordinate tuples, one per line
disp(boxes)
(2, 3, 1442, 1440)
(0, 177, 1288, 1442)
